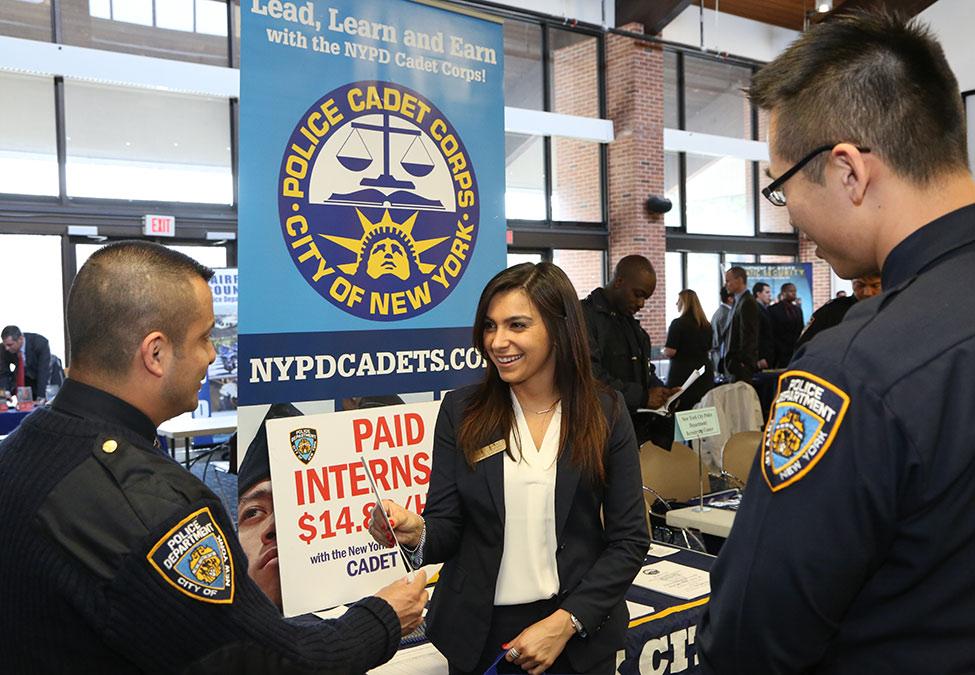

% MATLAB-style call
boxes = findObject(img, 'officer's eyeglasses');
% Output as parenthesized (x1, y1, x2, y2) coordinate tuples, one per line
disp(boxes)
(762, 144, 870, 207)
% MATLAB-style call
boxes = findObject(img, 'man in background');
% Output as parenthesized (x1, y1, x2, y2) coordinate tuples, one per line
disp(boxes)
(1, 325, 51, 400)
(0, 241, 426, 672)
(722, 266, 759, 383)
(710, 286, 734, 377)
(794, 274, 882, 351)
(699, 11, 975, 673)
(752, 282, 774, 370)
(582, 255, 679, 448)
(768, 282, 804, 367)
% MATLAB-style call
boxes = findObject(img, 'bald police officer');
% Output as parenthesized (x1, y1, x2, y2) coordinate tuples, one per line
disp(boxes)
(699, 11, 975, 674)
(0, 241, 426, 672)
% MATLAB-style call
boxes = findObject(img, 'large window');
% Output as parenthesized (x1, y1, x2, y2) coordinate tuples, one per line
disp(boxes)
(685, 154, 753, 236)
(503, 20, 543, 111)
(0, 0, 52, 41)
(0, 73, 58, 197)
(61, 0, 229, 66)
(64, 81, 233, 203)
(0, 235, 66, 361)
(684, 57, 753, 139)
(505, 134, 546, 220)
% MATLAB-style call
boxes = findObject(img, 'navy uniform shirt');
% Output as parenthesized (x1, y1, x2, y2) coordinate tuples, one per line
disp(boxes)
(698, 204, 975, 674)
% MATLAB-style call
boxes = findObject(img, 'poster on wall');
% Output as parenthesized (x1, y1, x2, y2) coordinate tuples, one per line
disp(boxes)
(207, 268, 239, 413)
(238, 0, 505, 614)
(739, 263, 813, 318)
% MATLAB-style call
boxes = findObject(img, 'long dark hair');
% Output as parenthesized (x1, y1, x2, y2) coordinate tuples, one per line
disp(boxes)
(458, 263, 610, 483)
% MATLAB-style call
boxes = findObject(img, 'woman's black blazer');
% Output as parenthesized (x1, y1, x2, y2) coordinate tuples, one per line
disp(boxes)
(423, 384, 650, 672)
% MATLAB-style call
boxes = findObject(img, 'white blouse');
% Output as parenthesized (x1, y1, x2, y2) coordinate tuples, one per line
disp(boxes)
(494, 392, 561, 605)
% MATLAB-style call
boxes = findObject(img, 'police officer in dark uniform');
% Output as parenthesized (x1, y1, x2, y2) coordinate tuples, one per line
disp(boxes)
(793, 274, 882, 351)
(699, 11, 975, 674)
(0, 241, 427, 672)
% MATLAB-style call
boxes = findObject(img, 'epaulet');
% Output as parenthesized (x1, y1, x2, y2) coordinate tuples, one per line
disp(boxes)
(90, 433, 214, 531)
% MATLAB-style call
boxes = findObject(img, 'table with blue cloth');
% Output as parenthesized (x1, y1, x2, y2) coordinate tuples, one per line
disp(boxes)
(376, 544, 715, 674)
(0, 409, 31, 436)
(618, 545, 713, 675)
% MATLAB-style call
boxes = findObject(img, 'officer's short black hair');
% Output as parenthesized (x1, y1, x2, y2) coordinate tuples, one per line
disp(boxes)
(1, 325, 22, 341)
(750, 9, 967, 186)
(67, 241, 214, 374)
(752, 282, 770, 295)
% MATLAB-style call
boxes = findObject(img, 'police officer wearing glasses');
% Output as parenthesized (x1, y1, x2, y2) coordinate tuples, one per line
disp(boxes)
(699, 11, 975, 674)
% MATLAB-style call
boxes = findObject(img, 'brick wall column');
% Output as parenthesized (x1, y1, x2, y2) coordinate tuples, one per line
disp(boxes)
(605, 24, 667, 345)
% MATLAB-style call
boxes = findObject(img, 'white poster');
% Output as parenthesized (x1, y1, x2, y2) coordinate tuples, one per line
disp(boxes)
(266, 400, 441, 616)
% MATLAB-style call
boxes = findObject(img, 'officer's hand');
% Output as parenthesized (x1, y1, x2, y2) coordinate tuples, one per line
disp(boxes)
(647, 387, 680, 409)
(367, 499, 424, 548)
(375, 570, 428, 636)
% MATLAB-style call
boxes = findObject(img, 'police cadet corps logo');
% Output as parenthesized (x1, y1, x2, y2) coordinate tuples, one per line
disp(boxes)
(762, 371, 851, 492)
(290, 427, 318, 464)
(278, 80, 479, 321)
(147, 507, 234, 604)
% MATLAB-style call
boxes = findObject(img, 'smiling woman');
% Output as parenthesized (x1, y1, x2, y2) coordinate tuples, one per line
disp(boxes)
(373, 262, 649, 674)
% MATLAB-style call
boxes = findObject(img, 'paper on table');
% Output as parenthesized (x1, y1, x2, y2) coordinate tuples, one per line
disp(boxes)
(647, 543, 679, 557)
(626, 600, 655, 620)
(632, 560, 710, 600)
(638, 365, 706, 416)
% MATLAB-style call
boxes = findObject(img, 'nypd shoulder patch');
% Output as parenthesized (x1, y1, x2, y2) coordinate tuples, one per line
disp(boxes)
(761, 370, 850, 492)
(147, 506, 235, 604)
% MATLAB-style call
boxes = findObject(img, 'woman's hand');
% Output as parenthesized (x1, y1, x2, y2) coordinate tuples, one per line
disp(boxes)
(504, 609, 576, 675)
(367, 499, 424, 549)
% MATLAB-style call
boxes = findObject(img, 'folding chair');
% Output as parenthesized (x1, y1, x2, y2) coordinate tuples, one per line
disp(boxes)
(639, 441, 710, 551)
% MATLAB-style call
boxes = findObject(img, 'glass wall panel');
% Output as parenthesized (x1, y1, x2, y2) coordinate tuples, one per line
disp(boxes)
(505, 133, 546, 220)
(61, 0, 229, 67)
(551, 138, 601, 222)
(64, 81, 233, 203)
(664, 51, 678, 130)
(549, 29, 598, 118)
(504, 20, 543, 111)
(0, 0, 52, 41)
(0, 235, 65, 361)
(664, 251, 683, 329)
(687, 252, 721, 321)
(0, 73, 58, 197)
(664, 151, 681, 228)
(685, 154, 752, 235)
(684, 55, 752, 139)
(507, 251, 544, 268)
(552, 248, 603, 298)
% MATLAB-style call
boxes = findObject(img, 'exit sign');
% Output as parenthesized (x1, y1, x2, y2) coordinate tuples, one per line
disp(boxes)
(143, 214, 175, 237)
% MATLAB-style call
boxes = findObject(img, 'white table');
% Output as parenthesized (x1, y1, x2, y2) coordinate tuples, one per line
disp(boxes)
(666, 505, 736, 538)
(157, 412, 237, 467)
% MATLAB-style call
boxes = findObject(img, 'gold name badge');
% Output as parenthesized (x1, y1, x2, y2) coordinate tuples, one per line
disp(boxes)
(473, 439, 506, 463)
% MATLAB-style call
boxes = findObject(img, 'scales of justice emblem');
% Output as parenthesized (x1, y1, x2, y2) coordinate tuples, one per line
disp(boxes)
(279, 81, 479, 321)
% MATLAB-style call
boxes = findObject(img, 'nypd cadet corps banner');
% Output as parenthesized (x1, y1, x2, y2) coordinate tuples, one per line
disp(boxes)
(238, 0, 505, 406)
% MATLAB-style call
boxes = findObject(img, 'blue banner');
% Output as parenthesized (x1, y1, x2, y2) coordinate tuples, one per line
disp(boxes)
(239, 0, 505, 403)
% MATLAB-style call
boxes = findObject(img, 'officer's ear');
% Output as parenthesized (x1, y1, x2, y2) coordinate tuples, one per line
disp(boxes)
(139, 331, 170, 379)
(830, 143, 870, 207)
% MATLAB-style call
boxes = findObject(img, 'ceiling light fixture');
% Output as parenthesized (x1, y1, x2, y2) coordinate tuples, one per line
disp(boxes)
(817, 0, 833, 13)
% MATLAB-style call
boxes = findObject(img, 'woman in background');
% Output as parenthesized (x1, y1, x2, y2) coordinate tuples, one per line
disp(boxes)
(662, 289, 714, 412)
(371, 262, 648, 675)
